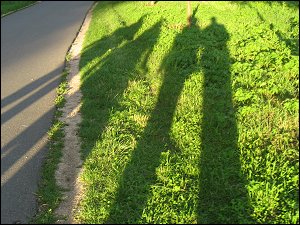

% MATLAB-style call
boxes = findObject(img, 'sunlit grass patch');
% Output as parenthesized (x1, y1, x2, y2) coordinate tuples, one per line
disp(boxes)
(76, 1, 298, 224)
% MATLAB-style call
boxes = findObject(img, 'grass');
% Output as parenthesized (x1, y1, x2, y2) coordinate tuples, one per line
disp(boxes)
(26, 1, 298, 224)
(74, 1, 299, 224)
(1, 1, 36, 16)
(30, 67, 68, 224)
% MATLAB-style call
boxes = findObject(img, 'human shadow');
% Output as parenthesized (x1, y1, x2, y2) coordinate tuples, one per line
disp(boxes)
(197, 17, 253, 223)
(78, 17, 163, 223)
(79, 15, 146, 75)
(81, 7, 253, 223)
(79, 15, 154, 160)
(105, 6, 201, 224)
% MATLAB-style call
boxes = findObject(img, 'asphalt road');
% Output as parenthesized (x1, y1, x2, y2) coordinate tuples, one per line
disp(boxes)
(1, 1, 94, 223)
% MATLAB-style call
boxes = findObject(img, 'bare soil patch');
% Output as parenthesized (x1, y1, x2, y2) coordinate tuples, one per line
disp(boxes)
(54, 3, 95, 224)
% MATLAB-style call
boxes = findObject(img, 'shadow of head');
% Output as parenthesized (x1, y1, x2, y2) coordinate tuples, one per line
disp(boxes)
(211, 16, 216, 23)
(191, 4, 200, 26)
(204, 16, 230, 43)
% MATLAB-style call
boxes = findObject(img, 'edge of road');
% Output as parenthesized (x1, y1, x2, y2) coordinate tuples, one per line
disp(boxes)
(30, 1, 97, 224)
(1, 1, 42, 18)
(63, 1, 97, 67)
(53, 1, 97, 223)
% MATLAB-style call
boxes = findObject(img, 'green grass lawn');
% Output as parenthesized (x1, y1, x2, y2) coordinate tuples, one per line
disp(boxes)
(33, 1, 299, 224)
(1, 1, 36, 16)
(74, 1, 299, 224)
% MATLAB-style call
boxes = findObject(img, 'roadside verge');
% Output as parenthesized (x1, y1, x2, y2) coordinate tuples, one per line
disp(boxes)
(31, 2, 96, 224)
(1, 1, 40, 18)
(54, 2, 96, 224)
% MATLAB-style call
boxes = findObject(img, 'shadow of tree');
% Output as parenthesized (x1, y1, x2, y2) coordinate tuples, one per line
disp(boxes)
(1, 107, 57, 223)
(240, 2, 299, 57)
(1, 73, 61, 125)
(1, 69, 60, 109)
(232, 1, 299, 9)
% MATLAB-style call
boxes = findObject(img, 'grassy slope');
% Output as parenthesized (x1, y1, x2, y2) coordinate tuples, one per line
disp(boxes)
(77, 1, 299, 224)
(1, 1, 36, 16)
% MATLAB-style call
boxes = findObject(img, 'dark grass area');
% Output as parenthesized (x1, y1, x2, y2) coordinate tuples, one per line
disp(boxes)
(75, 1, 298, 223)
(1, 1, 37, 16)
(28, 1, 298, 224)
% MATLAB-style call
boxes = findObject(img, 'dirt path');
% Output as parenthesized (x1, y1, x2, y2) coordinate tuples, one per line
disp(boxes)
(54, 3, 96, 224)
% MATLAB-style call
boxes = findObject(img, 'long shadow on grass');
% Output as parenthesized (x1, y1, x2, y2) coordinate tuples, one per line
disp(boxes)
(197, 17, 253, 223)
(105, 10, 253, 224)
(104, 18, 193, 220)
(79, 16, 159, 159)
(79, 17, 163, 222)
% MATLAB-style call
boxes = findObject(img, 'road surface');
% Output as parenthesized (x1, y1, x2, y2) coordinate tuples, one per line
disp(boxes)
(1, 1, 94, 223)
